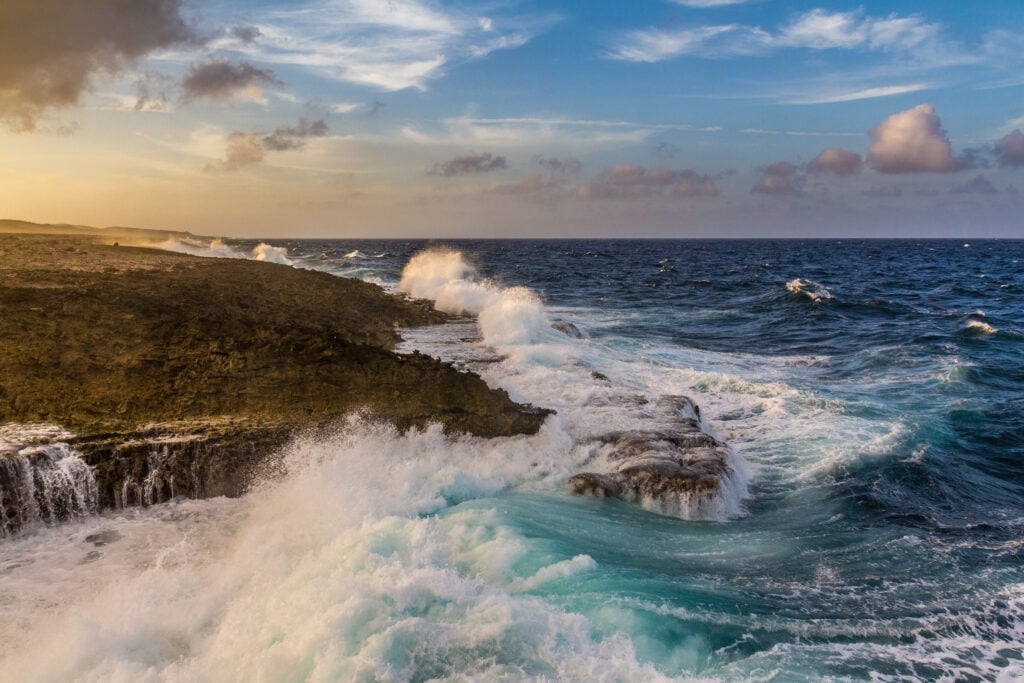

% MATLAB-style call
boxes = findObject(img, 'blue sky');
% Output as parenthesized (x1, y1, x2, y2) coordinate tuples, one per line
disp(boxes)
(1, 0, 1022, 236)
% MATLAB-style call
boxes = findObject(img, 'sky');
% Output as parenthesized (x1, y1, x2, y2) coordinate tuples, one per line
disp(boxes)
(1, 0, 1023, 238)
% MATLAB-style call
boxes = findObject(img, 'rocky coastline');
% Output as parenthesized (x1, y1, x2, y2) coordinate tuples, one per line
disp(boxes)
(0, 227, 549, 534)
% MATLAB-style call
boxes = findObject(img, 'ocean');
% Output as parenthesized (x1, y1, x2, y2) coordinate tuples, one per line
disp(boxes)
(1, 238, 1022, 681)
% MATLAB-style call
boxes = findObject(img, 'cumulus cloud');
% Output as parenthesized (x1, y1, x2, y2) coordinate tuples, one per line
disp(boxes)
(752, 162, 805, 196)
(578, 165, 719, 200)
(181, 59, 282, 103)
(0, 0, 196, 131)
(429, 152, 508, 177)
(951, 174, 998, 195)
(808, 148, 863, 176)
(207, 118, 329, 172)
(867, 104, 955, 174)
(996, 129, 1024, 166)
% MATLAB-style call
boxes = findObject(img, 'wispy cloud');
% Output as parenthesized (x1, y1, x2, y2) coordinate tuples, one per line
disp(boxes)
(671, 0, 754, 6)
(609, 8, 942, 63)
(230, 0, 554, 91)
(403, 116, 721, 147)
(578, 165, 720, 200)
(428, 152, 507, 177)
(740, 128, 861, 137)
(788, 83, 933, 105)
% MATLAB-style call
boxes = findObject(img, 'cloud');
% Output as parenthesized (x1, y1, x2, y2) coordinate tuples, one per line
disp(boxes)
(207, 118, 329, 171)
(228, 25, 262, 45)
(236, 1, 553, 91)
(210, 132, 266, 171)
(867, 104, 955, 174)
(655, 142, 681, 159)
(534, 156, 582, 176)
(181, 59, 282, 103)
(0, 0, 196, 131)
(578, 165, 719, 200)
(808, 148, 863, 176)
(671, 0, 753, 6)
(996, 129, 1024, 166)
(951, 174, 998, 195)
(777, 9, 938, 51)
(789, 83, 933, 105)
(609, 25, 753, 62)
(609, 8, 941, 62)
(429, 152, 508, 177)
(261, 118, 329, 151)
(752, 162, 805, 196)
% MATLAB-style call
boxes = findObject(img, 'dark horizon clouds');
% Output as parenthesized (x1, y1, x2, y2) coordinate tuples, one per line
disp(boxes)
(578, 165, 719, 200)
(429, 152, 508, 177)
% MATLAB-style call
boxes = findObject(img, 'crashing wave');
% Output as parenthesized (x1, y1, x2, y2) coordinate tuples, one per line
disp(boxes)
(397, 248, 747, 520)
(786, 278, 834, 303)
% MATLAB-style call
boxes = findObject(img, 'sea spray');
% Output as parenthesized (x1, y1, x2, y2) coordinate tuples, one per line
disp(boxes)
(153, 237, 293, 265)
(397, 248, 749, 520)
(0, 418, 687, 682)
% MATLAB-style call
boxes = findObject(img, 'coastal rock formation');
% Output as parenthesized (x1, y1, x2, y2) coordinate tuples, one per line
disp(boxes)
(0, 231, 551, 533)
(568, 395, 734, 518)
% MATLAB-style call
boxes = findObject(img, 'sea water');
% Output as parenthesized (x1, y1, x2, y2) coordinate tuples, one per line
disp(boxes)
(1, 239, 1022, 681)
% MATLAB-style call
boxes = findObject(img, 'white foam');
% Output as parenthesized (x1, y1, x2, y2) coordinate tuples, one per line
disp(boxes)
(0, 419, 690, 682)
(964, 319, 998, 334)
(786, 277, 833, 303)
(151, 238, 293, 266)
(251, 243, 293, 265)
(397, 249, 750, 521)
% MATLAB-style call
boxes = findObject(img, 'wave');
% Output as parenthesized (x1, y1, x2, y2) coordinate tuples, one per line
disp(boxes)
(397, 248, 749, 520)
(0, 419, 685, 682)
(785, 278, 833, 303)
(152, 238, 293, 266)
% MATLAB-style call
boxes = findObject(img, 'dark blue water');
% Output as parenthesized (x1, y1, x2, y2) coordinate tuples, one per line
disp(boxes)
(263, 238, 1024, 680)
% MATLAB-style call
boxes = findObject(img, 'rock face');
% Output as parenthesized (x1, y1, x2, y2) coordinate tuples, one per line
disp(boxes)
(567, 395, 735, 519)
(0, 231, 552, 533)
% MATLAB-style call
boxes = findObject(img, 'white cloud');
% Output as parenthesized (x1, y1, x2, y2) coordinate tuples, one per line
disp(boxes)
(867, 104, 955, 174)
(402, 116, 721, 148)
(778, 9, 938, 51)
(788, 83, 933, 105)
(609, 25, 764, 62)
(672, 0, 753, 6)
(610, 8, 942, 63)
(229, 0, 552, 91)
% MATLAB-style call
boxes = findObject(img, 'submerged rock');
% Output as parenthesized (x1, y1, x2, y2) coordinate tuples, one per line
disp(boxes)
(568, 395, 735, 519)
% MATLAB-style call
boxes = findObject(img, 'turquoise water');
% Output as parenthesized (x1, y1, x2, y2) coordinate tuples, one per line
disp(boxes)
(1, 239, 1021, 681)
